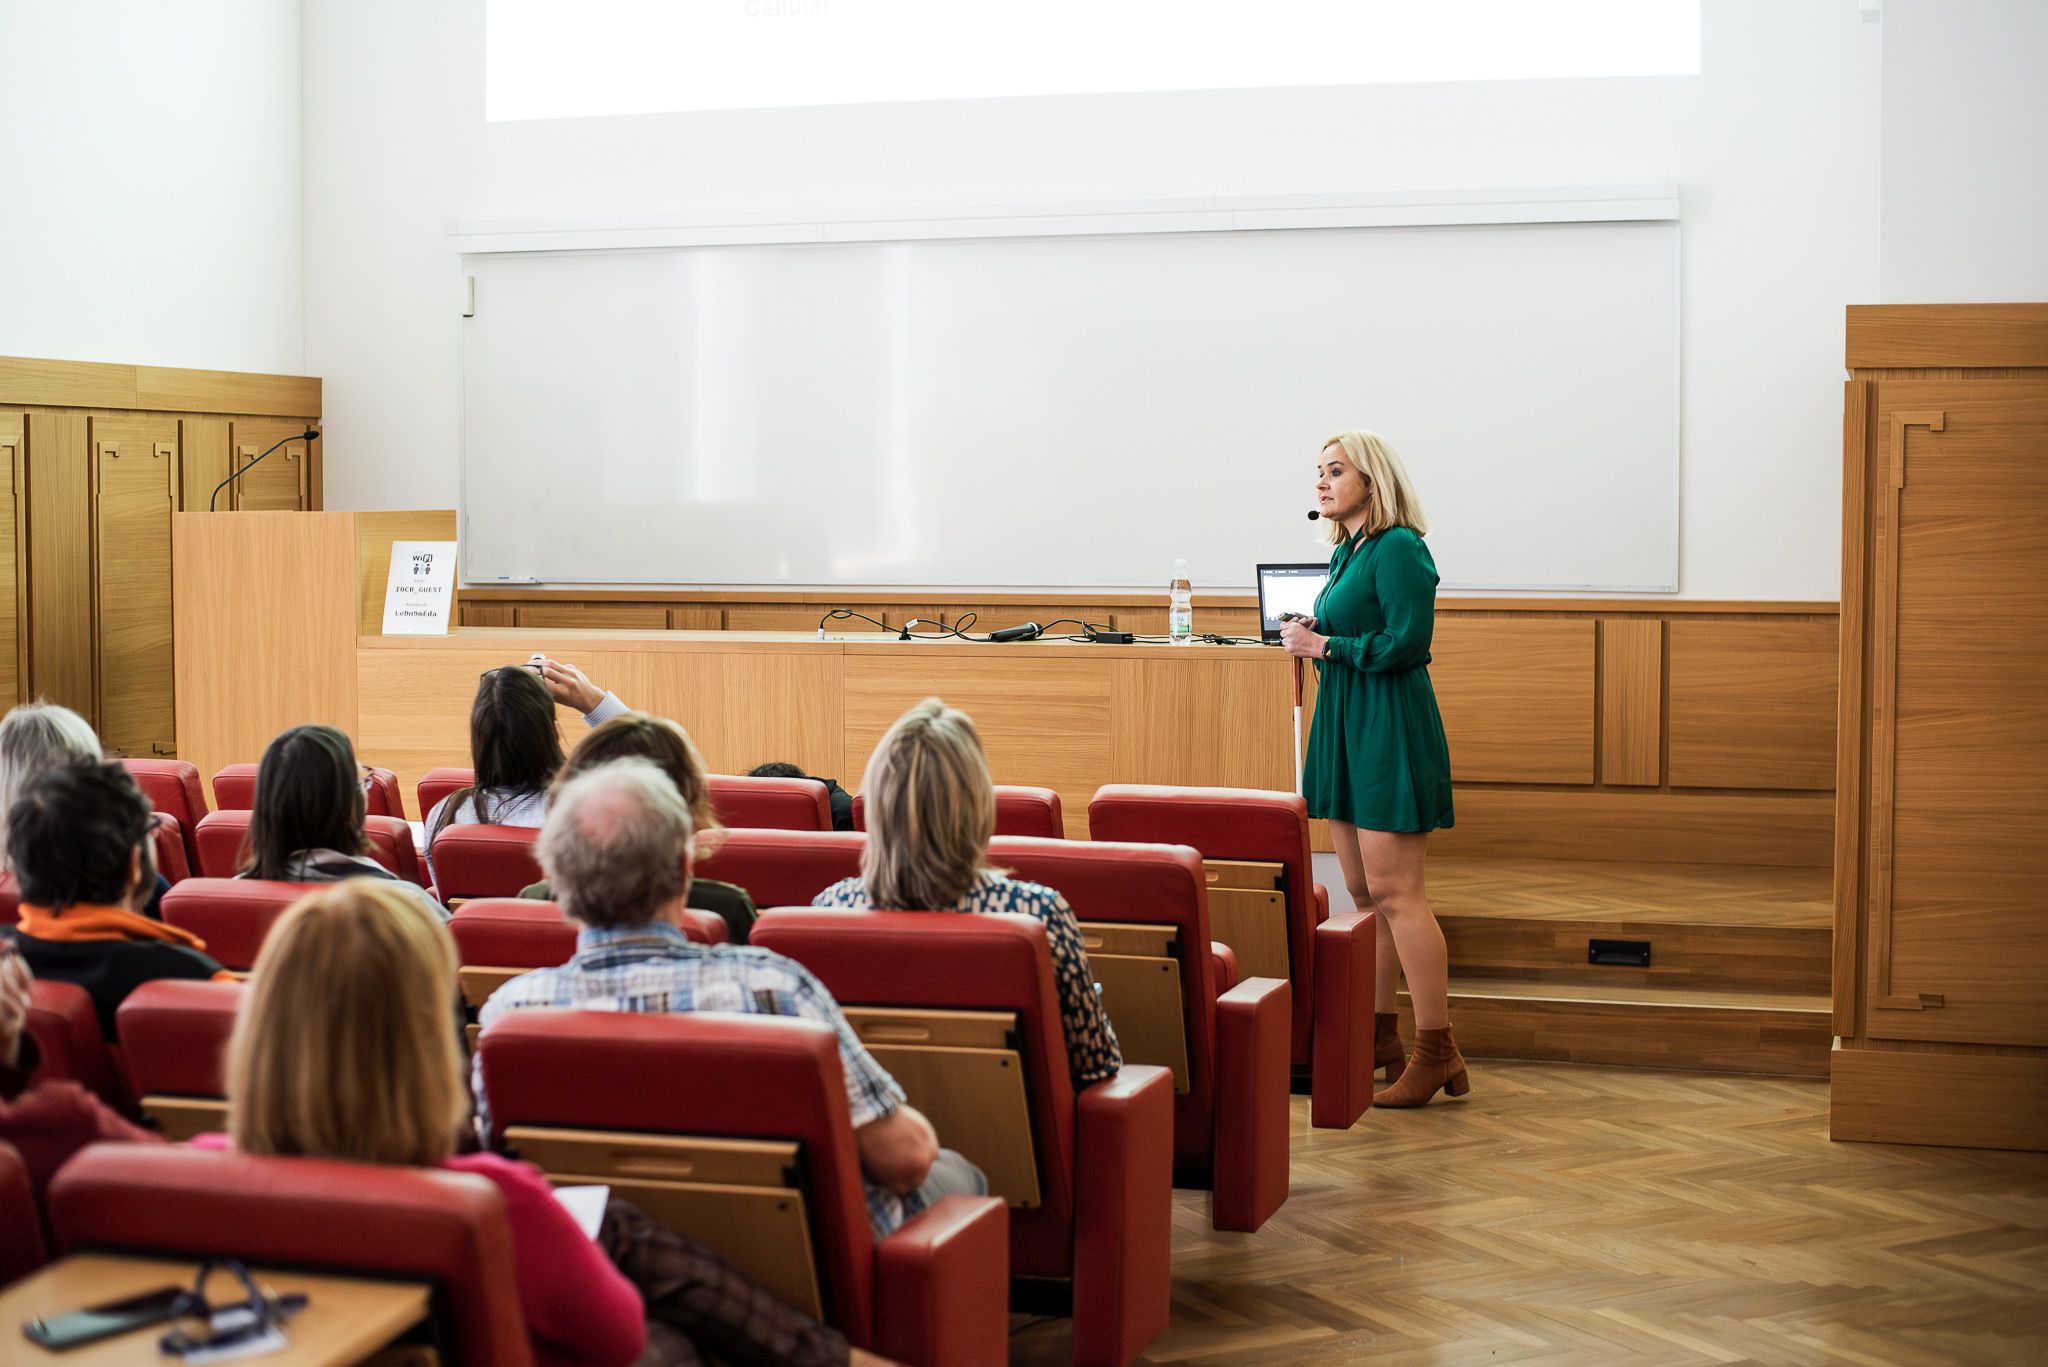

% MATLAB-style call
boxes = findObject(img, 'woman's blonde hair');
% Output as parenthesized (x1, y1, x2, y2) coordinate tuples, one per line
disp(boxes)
(859, 698, 995, 910)
(0, 703, 102, 869)
(227, 881, 466, 1166)
(1316, 429, 1429, 546)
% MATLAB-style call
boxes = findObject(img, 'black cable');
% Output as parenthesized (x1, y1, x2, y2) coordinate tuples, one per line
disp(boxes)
(816, 609, 893, 635)
(898, 612, 986, 642)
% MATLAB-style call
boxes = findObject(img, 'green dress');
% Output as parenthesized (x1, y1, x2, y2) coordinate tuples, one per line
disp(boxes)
(1303, 526, 1455, 833)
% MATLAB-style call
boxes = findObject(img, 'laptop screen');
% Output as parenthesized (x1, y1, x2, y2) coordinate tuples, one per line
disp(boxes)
(1256, 563, 1330, 642)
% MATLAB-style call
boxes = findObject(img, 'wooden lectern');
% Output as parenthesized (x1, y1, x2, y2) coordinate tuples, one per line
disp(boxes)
(172, 510, 454, 802)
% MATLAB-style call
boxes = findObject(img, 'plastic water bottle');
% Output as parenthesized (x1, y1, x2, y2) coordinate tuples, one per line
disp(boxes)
(1169, 559, 1194, 645)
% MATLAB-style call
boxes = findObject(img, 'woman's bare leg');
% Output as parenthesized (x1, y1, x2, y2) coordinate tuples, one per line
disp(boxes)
(1355, 830, 1447, 1030)
(1328, 819, 1400, 1011)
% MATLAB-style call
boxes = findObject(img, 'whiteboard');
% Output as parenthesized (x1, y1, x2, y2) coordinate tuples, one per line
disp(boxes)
(460, 218, 1678, 591)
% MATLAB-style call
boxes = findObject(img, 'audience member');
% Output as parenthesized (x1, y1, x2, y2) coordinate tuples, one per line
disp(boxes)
(238, 724, 448, 918)
(223, 880, 859, 1367)
(1, 763, 226, 1036)
(480, 758, 985, 1238)
(0, 942, 163, 1207)
(0, 702, 168, 920)
(746, 761, 855, 831)
(813, 698, 1121, 1092)
(519, 714, 756, 943)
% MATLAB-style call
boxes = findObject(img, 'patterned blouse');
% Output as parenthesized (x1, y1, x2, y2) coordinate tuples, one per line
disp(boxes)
(813, 871, 1124, 1090)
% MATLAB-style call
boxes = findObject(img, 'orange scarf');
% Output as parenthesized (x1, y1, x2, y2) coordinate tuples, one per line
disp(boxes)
(15, 901, 210, 953)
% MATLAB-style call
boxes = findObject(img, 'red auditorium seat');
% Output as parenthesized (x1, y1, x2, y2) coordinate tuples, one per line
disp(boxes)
(450, 899, 723, 1031)
(752, 910, 1174, 1367)
(480, 1010, 1009, 1367)
(430, 824, 543, 902)
(852, 785, 1067, 839)
(159, 878, 315, 972)
(706, 774, 832, 831)
(694, 828, 865, 908)
(49, 1146, 537, 1367)
(122, 758, 208, 873)
(216, 763, 403, 816)
(150, 812, 190, 885)
(192, 810, 423, 883)
(989, 835, 1291, 1232)
(1088, 784, 1375, 1129)
(0, 874, 13, 926)
(417, 766, 475, 821)
(25, 980, 131, 1114)
(0, 1140, 46, 1285)
(117, 978, 241, 1140)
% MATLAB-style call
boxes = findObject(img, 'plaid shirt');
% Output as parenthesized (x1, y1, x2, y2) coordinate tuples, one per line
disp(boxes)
(474, 921, 918, 1238)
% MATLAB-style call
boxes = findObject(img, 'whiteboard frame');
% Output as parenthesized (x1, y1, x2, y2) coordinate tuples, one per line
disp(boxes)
(453, 185, 1682, 593)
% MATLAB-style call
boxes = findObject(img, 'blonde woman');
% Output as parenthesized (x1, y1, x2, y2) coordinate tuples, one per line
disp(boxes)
(1279, 430, 1464, 1108)
(812, 698, 1122, 1092)
(222, 881, 862, 1367)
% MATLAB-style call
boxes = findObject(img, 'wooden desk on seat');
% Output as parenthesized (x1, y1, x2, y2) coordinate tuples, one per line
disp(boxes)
(0, 1253, 431, 1365)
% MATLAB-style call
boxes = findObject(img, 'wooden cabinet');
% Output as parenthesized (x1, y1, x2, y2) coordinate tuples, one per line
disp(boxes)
(1832, 304, 2048, 1150)
(0, 357, 322, 753)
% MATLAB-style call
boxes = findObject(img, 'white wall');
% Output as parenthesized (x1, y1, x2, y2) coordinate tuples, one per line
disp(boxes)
(1879, 0, 2048, 303)
(304, 0, 1882, 599)
(0, 1, 302, 374)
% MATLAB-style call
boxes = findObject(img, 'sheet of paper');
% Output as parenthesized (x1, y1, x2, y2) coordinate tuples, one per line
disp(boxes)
(554, 1184, 610, 1240)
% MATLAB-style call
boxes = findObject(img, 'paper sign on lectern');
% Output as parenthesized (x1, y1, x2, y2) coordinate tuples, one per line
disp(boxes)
(382, 541, 457, 635)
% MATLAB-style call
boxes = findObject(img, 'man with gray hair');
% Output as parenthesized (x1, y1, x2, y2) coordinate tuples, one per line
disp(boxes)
(476, 757, 984, 1238)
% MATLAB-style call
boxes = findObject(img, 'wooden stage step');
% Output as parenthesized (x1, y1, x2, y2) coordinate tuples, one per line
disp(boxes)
(1397, 979, 1832, 1079)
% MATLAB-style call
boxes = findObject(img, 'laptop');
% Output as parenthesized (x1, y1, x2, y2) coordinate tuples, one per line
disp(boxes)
(1256, 563, 1330, 643)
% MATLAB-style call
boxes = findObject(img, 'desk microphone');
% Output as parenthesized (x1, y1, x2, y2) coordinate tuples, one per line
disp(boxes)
(989, 621, 1043, 643)
(1306, 510, 1320, 521)
(210, 428, 319, 511)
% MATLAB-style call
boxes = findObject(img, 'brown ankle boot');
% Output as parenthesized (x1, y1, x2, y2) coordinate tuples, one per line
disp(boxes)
(1374, 1013, 1407, 1083)
(1372, 1025, 1471, 1108)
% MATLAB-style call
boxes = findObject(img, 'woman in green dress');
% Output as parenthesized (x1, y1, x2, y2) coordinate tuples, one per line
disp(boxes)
(1280, 430, 1466, 1108)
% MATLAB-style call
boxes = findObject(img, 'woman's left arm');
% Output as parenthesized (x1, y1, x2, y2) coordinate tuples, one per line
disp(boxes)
(1042, 894, 1123, 1087)
(1320, 534, 1438, 674)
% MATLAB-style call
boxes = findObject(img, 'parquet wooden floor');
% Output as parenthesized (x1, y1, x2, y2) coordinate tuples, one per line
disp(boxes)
(1010, 1064, 2048, 1365)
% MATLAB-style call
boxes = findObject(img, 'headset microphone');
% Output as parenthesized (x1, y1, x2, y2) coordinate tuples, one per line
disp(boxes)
(1306, 510, 1321, 521)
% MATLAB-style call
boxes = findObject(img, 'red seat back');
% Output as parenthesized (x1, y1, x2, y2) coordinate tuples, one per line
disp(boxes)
(695, 829, 864, 910)
(418, 767, 476, 822)
(118, 978, 243, 1102)
(49, 1146, 536, 1367)
(852, 785, 1066, 839)
(750, 909, 1078, 1279)
(150, 813, 191, 885)
(25, 980, 130, 1112)
(0, 1140, 46, 1284)
(192, 811, 420, 885)
(1088, 785, 1320, 1063)
(159, 879, 317, 972)
(362, 767, 404, 818)
(451, 900, 725, 969)
(0, 873, 15, 926)
(707, 775, 832, 831)
(209, 763, 259, 810)
(122, 759, 209, 872)
(431, 825, 544, 901)
(480, 1010, 876, 1344)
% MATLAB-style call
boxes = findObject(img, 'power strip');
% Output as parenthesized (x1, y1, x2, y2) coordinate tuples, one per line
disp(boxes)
(1085, 630, 1135, 644)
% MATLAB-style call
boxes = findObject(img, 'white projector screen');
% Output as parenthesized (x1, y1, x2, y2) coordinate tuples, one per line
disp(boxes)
(460, 218, 1679, 591)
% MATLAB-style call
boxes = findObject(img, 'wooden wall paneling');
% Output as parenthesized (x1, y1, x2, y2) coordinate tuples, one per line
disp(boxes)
(0, 414, 23, 704)
(463, 602, 517, 627)
(177, 415, 231, 513)
(354, 510, 458, 637)
(25, 411, 94, 718)
(668, 606, 723, 630)
(1431, 618, 1595, 783)
(1668, 619, 1837, 790)
(1108, 656, 1294, 796)
(173, 513, 360, 801)
(1865, 381, 2048, 1048)
(224, 418, 310, 511)
(1845, 303, 2048, 371)
(132, 366, 320, 419)
(1831, 1043, 2048, 1151)
(1598, 618, 1663, 786)
(514, 603, 668, 631)
(848, 653, 1114, 835)
(1433, 789, 1833, 867)
(91, 415, 180, 757)
(717, 650, 845, 783)
(730, 604, 892, 633)
(1835, 379, 1873, 1036)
